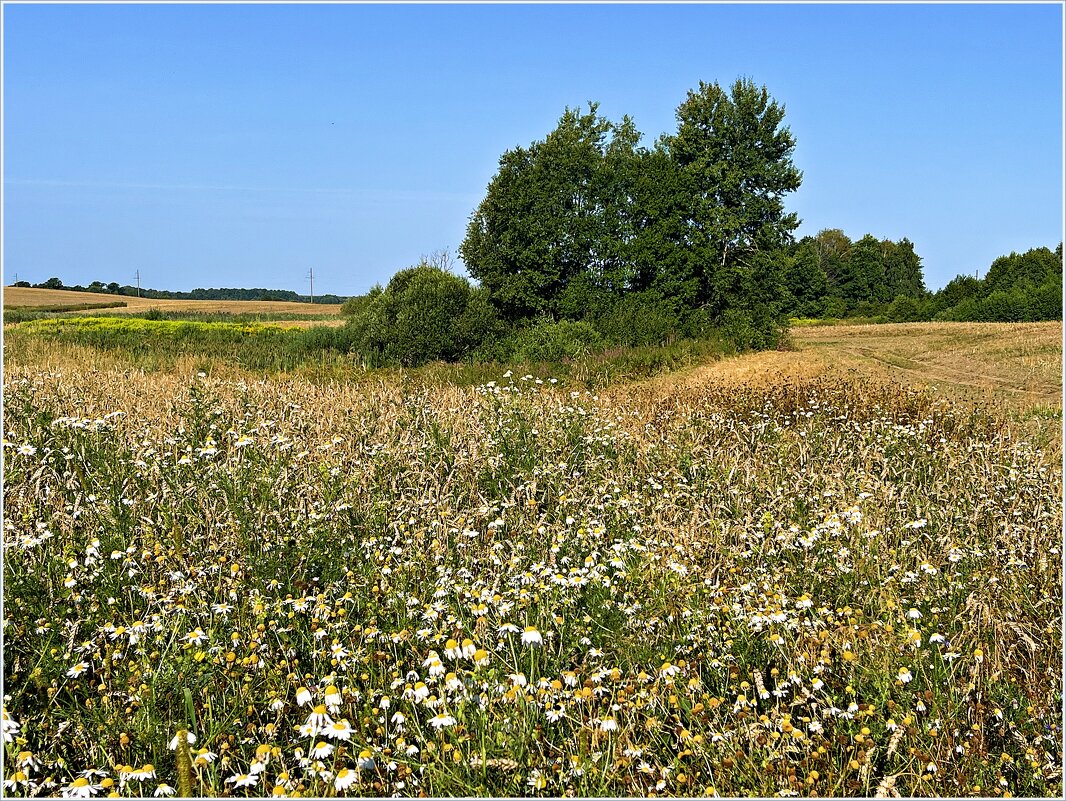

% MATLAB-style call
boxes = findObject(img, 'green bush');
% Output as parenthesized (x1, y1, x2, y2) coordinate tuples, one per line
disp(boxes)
(593, 292, 681, 347)
(483, 318, 604, 363)
(886, 294, 923, 322)
(349, 262, 506, 367)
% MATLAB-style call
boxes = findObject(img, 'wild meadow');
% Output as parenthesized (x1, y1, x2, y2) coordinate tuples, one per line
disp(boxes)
(2, 340, 1061, 798)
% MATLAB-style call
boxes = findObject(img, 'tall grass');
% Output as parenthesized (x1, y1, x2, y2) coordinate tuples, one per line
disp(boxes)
(5, 318, 736, 388)
(2, 363, 1060, 797)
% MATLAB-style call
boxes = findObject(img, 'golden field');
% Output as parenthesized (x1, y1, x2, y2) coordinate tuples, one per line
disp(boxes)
(2, 286, 343, 317)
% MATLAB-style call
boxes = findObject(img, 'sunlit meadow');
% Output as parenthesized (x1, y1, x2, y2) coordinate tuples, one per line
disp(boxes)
(2, 364, 1062, 797)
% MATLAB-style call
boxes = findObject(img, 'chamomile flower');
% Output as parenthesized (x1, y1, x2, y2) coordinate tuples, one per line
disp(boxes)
(168, 731, 197, 749)
(61, 777, 100, 798)
(429, 713, 456, 729)
(897, 667, 914, 683)
(334, 768, 358, 791)
(304, 704, 333, 733)
(521, 626, 543, 646)
(323, 685, 342, 711)
(323, 719, 354, 741)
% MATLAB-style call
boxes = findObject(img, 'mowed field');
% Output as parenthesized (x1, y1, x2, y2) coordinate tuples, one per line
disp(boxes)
(2, 314, 1062, 797)
(3, 286, 344, 317)
(633, 321, 1062, 418)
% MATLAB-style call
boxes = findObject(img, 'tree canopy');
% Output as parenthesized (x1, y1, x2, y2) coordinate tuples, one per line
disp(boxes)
(461, 80, 803, 347)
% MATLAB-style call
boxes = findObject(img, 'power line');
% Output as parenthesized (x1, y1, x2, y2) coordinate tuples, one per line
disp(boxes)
(307, 267, 315, 304)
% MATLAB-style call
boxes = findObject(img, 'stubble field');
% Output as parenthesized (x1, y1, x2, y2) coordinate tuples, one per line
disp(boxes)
(2, 321, 1062, 798)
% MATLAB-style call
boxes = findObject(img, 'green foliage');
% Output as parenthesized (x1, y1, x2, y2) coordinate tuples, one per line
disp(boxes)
(886, 294, 925, 323)
(591, 291, 682, 347)
(346, 263, 506, 367)
(933, 245, 1062, 322)
(339, 285, 382, 316)
(478, 318, 604, 364)
(784, 230, 928, 319)
(461, 80, 802, 350)
(461, 104, 641, 321)
(665, 79, 802, 319)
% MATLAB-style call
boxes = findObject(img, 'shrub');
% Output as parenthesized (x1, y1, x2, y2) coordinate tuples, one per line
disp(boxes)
(886, 294, 922, 322)
(593, 292, 681, 347)
(357, 263, 506, 367)
(489, 318, 605, 363)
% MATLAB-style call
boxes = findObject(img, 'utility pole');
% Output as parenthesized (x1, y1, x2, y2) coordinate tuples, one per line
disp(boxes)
(307, 267, 315, 304)
(135, 270, 141, 297)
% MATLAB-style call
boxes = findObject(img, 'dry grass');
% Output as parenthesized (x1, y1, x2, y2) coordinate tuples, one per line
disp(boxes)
(3, 358, 1061, 797)
(789, 321, 1062, 410)
(2, 286, 343, 316)
(628, 322, 1061, 419)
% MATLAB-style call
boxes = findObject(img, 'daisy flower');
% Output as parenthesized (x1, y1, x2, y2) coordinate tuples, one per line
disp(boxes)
(168, 731, 197, 750)
(323, 719, 354, 741)
(61, 777, 100, 798)
(323, 685, 342, 711)
(521, 626, 543, 646)
(334, 768, 358, 791)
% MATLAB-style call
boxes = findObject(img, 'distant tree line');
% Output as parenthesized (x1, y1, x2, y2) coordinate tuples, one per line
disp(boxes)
(929, 244, 1062, 322)
(781, 230, 1061, 323)
(11, 276, 346, 305)
(341, 79, 805, 366)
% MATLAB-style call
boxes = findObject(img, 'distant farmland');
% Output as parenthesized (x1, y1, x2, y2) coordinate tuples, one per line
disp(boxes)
(3, 286, 344, 317)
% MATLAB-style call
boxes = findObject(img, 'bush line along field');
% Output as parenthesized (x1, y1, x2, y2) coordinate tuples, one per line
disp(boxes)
(2, 325, 1062, 798)
(3, 315, 739, 389)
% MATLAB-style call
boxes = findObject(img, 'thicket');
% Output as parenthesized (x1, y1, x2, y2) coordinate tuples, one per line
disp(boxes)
(782, 229, 925, 318)
(930, 245, 1062, 322)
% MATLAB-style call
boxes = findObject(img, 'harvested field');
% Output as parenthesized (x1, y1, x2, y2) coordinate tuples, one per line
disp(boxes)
(2, 286, 343, 317)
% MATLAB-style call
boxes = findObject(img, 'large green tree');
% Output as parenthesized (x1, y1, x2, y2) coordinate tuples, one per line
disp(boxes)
(663, 79, 802, 327)
(460, 104, 639, 321)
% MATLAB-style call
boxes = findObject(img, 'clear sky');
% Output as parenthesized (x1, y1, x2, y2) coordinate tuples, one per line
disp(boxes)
(3, 2, 1062, 295)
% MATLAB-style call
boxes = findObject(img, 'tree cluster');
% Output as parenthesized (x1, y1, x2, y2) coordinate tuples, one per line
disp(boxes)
(457, 79, 803, 351)
(781, 235, 1062, 324)
(783, 229, 926, 318)
(340, 80, 805, 367)
(930, 244, 1062, 322)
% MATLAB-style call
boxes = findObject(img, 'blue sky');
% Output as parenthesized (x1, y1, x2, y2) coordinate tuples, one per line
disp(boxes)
(3, 2, 1062, 295)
